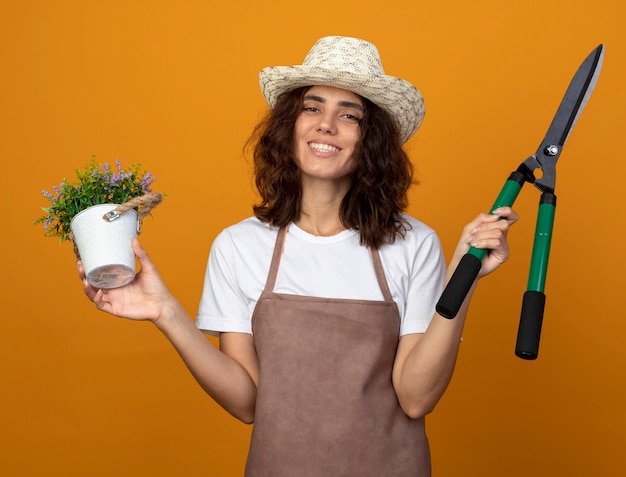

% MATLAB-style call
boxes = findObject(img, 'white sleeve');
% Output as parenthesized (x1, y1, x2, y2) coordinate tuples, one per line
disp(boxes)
(195, 229, 253, 335)
(400, 231, 446, 336)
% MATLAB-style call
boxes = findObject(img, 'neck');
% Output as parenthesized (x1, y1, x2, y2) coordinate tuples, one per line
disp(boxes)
(295, 176, 350, 236)
(295, 212, 345, 237)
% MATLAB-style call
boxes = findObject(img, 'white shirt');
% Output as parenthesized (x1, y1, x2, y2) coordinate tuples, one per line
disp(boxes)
(196, 215, 446, 336)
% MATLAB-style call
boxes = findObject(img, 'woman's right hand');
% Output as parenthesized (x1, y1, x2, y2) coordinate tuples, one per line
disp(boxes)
(78, 239, 173, 324)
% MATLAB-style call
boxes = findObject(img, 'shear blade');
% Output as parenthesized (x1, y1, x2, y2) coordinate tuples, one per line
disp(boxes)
(541, 44, 605, 151)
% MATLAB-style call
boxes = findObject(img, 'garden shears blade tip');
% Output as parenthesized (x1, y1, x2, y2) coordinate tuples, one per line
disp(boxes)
(531, 44, 604, 193)
(544, 44, 605, 150)
(565, 44, 605, 145)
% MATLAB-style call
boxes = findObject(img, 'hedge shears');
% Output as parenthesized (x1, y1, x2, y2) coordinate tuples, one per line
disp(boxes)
(436, 44, 605, 360)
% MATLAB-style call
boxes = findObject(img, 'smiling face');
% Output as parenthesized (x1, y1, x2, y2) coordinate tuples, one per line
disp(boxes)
(293, 85, 364, 189)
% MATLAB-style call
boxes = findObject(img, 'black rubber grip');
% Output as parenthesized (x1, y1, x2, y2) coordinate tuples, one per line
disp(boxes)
(436, 253, 482, 319)
(515, 291, 546, 360)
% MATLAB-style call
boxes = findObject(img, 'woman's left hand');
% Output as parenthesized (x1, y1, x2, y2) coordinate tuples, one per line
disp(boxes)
(452, 206, 519, 278)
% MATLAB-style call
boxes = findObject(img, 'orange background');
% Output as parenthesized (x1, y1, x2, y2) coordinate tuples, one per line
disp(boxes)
(1, 1, 625, 476)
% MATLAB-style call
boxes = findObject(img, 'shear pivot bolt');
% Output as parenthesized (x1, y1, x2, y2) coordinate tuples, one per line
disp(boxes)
(545, 145, 559, 156)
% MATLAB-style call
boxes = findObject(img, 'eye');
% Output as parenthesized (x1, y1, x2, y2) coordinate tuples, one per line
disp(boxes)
(302, 106, 320, 113)
(342, 113, 361, 123)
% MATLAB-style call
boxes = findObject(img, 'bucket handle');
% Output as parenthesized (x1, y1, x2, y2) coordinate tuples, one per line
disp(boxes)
(102, 191, 164, 225)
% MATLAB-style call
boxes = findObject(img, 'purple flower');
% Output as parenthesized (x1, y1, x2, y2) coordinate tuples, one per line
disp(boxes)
(42, 189, 54, 200)
(115, 159, 122, 173)
(140, 172, 155, 190)
(110, 172, 132, 185)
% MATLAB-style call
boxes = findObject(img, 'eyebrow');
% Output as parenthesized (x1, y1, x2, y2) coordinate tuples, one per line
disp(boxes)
(303, 94, 365, 112)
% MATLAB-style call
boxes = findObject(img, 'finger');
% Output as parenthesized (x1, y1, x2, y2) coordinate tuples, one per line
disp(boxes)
(470, 228, 508, 250)
(93, 288, 109, 311)
(132, 239, 156, 273)
(466, 212, 498, 229)
(470, 208, 517, 240)
(82, 278, 100, 301)
(77, 260, 98, 301)
(492, 206, 519, 224)
(79, 263, 101, 301)
(466, 220, 502, 245)
(460, 214, 493, 245)
(77, 260, 86, 280)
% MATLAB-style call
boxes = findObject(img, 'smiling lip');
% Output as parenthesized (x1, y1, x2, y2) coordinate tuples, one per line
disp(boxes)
(309, 142, 341, 153)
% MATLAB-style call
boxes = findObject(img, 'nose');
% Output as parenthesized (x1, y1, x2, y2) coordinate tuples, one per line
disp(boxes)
(316, 112, 337, 134)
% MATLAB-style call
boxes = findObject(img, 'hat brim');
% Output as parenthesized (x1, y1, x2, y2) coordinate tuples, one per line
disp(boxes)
(259, 66, 425, 144)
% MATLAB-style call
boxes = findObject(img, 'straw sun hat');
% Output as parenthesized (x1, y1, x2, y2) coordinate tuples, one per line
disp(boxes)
(259, 36, 425, 144)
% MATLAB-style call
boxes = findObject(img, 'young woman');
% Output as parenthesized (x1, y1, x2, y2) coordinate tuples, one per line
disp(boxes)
(80, 36, 517, 476)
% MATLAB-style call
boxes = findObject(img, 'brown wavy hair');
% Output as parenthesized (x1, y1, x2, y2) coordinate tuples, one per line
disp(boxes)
(247, 86, 416, 249)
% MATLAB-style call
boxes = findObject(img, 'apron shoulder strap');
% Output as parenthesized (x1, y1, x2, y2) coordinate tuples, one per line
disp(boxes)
(369, 247, 394, 303)
(263, 225, 287, 292)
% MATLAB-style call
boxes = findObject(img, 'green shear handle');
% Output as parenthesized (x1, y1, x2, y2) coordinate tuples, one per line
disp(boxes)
(515, 194, 556, 359)
(436, 174, 524, 319)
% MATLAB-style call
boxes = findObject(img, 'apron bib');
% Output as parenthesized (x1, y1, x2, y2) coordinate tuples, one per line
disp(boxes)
(246, 227, 430, 476)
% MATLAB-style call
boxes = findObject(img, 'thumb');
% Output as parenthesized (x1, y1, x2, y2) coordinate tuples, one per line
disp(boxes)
(132, 239, 156, 272)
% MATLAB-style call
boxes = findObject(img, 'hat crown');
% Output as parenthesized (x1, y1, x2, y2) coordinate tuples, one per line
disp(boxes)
(302, 36, 385, 77)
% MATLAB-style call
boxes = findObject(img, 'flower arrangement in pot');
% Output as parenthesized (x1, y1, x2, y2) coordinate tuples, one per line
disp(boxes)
(34, 157, 163, 289)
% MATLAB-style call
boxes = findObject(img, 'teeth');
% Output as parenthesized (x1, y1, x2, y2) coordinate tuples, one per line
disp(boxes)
(309, 142, 340, 153)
